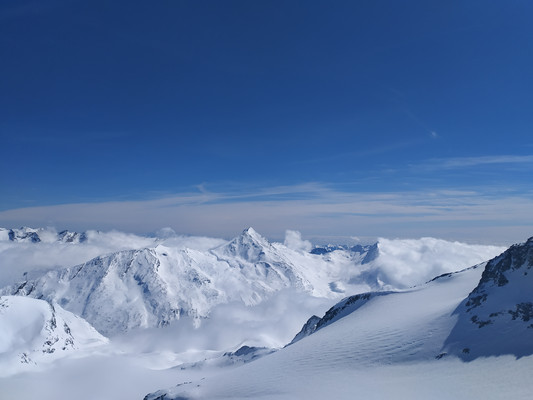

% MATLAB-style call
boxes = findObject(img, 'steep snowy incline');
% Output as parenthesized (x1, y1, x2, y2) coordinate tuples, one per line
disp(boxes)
(443, 236, 533, 359)
(0, 296, 107, 376)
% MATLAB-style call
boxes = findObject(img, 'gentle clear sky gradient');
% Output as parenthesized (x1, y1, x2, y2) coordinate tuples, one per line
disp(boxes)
(1, 1, 532, 243)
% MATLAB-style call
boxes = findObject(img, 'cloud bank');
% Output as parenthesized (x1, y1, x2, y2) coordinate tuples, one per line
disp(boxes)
(367, 237, 505, 289)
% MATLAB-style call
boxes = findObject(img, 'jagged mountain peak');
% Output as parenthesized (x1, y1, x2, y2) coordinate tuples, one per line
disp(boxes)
(0, 226, 88, 244)
(212, 227, 272, 262)
(310, 242, 379, 264)
(1, 231, 315, 335)
(57, 230, 88, 243)
(1, 227, 42, 243)
(238, 227, 269, 246)
(475, 235, 533, 289)
(242, 226, 259, 236)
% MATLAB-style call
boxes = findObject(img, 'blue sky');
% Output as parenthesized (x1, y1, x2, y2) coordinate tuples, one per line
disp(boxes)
(1, 1, 532, 243)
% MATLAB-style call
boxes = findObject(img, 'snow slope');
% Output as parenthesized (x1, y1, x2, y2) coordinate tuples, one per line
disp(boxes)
(146, 238, 533, 400)
(0, 296, 108, 376)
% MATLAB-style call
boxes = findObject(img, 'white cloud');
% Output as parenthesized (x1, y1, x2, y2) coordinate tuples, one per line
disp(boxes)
(119, 290, 332, 352)
(425, 155, 533, 169)
(283, 230, 312, 253)
(368, 237, 505, 289)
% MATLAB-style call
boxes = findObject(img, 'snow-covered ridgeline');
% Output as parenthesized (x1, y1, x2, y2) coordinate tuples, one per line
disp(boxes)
(444, 236, 533, 359)
(1, 228, 350, 335)
(0, 228, 505, 338)
(0, 227, 87, 243)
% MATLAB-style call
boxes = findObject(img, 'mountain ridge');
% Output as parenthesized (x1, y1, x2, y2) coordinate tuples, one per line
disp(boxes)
(0, 295, 108, 376)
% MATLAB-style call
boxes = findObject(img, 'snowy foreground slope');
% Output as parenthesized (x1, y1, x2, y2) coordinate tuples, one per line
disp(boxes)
(0, 296, 107, 376)
(146, 237, 533, 400)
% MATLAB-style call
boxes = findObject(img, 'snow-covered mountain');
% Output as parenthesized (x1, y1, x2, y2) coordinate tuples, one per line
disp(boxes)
(0, 228, 506, 338)
(144, 237, 533, 400)
(310, 242, 379, 264)
(1, 228, 346, 335)
(0, 227, 87, 243)
(0, 295, 107, 376)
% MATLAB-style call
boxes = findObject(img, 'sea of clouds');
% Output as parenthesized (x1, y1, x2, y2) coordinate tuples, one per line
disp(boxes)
(0, 226, 506, 292)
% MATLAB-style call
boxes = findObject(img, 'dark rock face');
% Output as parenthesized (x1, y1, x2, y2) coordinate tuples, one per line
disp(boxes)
(289, 315, 321, 345)
(58, 230, 88, 243)
(222, 345, 273, 361)
(8, 228, 41, 243)
(443, 236, 533, 360)
(310, 242, 379, 264)
(2, 227, 88, 243)
(508, 302, 533, 324)
(476, 237, 533, 288)
(316, 293, 372, 331)
(311, 244, 350, 255)
(289, 291, 389, 345)
(360, 243, 379, 264)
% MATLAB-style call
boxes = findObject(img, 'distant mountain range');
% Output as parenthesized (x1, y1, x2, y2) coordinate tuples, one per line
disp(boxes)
(1, 228, 379, 335)
(0, 227, 87, 243)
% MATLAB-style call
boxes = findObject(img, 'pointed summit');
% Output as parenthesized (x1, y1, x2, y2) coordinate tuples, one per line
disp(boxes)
(242, 226, 258, 236)
(240, 227, 267, 243)
(213, 227, 271, 262)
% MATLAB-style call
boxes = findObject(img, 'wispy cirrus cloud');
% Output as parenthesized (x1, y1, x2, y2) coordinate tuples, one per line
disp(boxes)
(0, 183, 532, 244)
(421, 155, 533, 169)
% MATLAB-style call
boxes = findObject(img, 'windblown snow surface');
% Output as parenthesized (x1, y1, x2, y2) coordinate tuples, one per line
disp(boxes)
(0, 227, 523, 400)
(147, 239, 533, 400)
